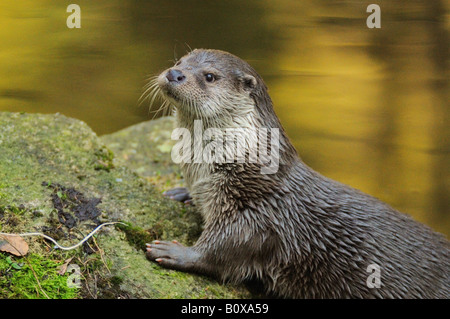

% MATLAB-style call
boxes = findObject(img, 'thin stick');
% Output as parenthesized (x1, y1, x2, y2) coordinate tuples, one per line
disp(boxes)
(0, 222, 126, 251)
(24, 255, 50, 299)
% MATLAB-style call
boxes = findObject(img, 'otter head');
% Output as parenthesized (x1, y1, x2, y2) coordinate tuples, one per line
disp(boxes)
(147, 49, 298, 172)
(155, 49, 271, 128)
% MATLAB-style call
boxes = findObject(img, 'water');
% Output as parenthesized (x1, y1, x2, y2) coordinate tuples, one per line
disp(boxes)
(0, 0, 448, 236)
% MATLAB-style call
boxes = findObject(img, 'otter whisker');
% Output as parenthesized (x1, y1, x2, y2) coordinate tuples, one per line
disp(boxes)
(144, 74, 158, 82)
(148, 87, 175, 120)
(139, 76, 159, 107)
(140, 78, 167, 119)
(173, 43, 178, 64)
(148, 85, 161, 108)
(142, 80, 158, 93)
(184, 42, 193, 54)
(149, 89, 167, 119)
(142, 75, 159, 89)
(162, 100, 173, 117)
(156, 99, 173, 119)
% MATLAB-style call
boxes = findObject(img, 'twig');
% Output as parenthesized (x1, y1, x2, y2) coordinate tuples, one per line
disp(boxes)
(0, 222, 126, 251)
(23, 255, 50, 299)
(92, 235, 111, 274)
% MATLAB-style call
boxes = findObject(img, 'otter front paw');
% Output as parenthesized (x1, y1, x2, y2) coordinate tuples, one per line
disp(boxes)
(163, 187, 193, 205)
(146, 240, 201, 272)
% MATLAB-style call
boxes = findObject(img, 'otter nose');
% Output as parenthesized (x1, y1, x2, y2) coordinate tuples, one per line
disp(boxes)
(166, 69, 186, 83)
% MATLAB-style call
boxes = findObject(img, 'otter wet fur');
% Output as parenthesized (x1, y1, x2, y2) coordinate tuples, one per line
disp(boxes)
(145, 49, 449, 298)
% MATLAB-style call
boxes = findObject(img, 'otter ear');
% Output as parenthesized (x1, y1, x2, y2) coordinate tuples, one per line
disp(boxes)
(235, 70, 257, 91)
(242, 74, 257, 90)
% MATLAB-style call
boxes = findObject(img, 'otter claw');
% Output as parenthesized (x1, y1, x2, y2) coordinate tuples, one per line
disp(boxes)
(163, 187, 193, 204)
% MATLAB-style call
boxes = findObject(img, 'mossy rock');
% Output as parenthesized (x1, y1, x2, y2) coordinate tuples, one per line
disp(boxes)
(101, 116, 184, 191)
(0, 112, 249, 299)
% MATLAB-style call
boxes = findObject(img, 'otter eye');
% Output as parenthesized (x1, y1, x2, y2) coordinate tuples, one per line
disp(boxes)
(205, 73, 216, 83)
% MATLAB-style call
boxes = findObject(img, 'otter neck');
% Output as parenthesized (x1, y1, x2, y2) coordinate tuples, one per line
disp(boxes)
(175, 109, 262, 188)
(174, 107, 299, 189)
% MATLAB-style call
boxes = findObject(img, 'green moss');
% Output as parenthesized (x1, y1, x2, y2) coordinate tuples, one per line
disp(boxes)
(0, 205, 29, 233)
(0, 253, 78, 299)
(0, 205, 27, 216)
(110, 275, 124, 286)
(93, 147, 115, 172)
(0, 112, 249, 298)
(115, 221, 155, 251)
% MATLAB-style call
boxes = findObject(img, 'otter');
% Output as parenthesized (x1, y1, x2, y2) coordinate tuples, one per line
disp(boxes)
(145, 49, 449, 298)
